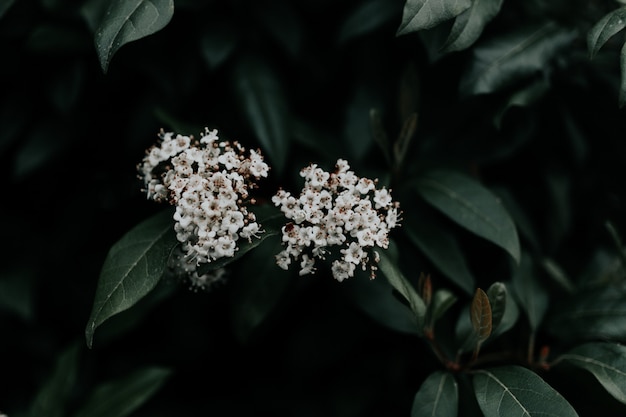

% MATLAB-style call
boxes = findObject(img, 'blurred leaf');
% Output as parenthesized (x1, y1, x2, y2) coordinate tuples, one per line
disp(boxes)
(234, 55, 289, 175)
(0, 0, 15, 20)
(620, 41, 626, 107)
(547, 284, 626, 343)
(472, 366, 578, 417)
(26, 24, 91, 54)
(73, 367, 171, 417)
(201, 25, 239, 70)
(393, 112, 417, 170)
(338, 0, 403, 44)
(411, 371, 458, 417)
(490, 187, 541, 254)
(459, 21, 577, 97)
(486, 282, 506, 332)
(378, 249, 426, 334)
(85, 209, 178, 348)
(427, 288, 458, 327)
(587, 7, 626, 59)
(415, 169, 521, 264)
(0, 267, 35, 321)
(230, 234, 292, 343)
(493, 79, 549, 129)
(541, 257, 576, 293)
(442, 0, 503, 53)
(558, 342, 626, 404)
(511, 254, 548, 332)
(255, 1, 302, 57)
(470, 288, 492, 344)
(494, 282, 519, 337)
(344, 87, 378, 160)
(369, 108, 392, 166)
(81, 0, 111, 33)
(396, 0, 471, 35)
(95, 0, 174, 73)
(13, 121, 69, 180)
(404, 209, 475, 295)
(29, 342, 81, 417)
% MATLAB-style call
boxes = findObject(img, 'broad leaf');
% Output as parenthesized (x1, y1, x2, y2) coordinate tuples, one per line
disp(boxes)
(472, 366, 579, 417)
(234, 55, 289, 175)
(404, 209, 475, 295)
(378, 249, 426, 334)
(470, 288, 492, 343)
(95, 0, 174, 73)
(442, 0, 503, 53)
(73, 367, 171, 417)
(486, 282, 506, 332)
(415, 169, 521, 264)
(29, 342, 81, 417)
(411, 371, 458, 417)
(459, 21, 577, 97)
(396, 0, 471, 35)
(558, 342, 626, 404)
(587, 7, 626, 59)
(85, 209, 177, 348)
(511, 253, 548, 332)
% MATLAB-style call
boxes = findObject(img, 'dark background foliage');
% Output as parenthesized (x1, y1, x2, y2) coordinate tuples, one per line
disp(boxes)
(2, 0, 626, 416)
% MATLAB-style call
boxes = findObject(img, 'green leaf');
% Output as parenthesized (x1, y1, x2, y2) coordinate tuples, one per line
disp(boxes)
(338, 0, 403, 44)
(0, 0, 15, 21)
(472, 366, 579, 417)
(471, 288, 492, 343)
(234, 56, 289, 175)
(72, 367, 171, 417)
(411, 371, 458, 417)
(404, 209, 475, 295)
(85, 209, 178, 348)
(442, 0, 503, 53)
(29, 342, 81, 417)
(396, 0, 472, 35)
(415, 169, 521, 264)
(558, 342, 626, 404)
(511, 253, 548, 332)
(587, 7, 626, 59)
(486, 282, 506, 332)
(201, 25, 239, 70)
(620, 41, 626, 107)
(459, 21, 577, 97)
(547, 284, 626, 343)
(230, 234, 292, 343)
(430, 288, 458, 325)
(95, 0, 174, 73)
(378, 249, 426, 334)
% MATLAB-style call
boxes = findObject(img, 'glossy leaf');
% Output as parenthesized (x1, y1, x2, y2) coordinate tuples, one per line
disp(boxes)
(415, 169, 521, 264)
(73, 367, 171, 417)
(587, 7, 626, 59)
(558, 342, 626, 404)
(511, 254, 548, 332)
(85, 209, 178, 348)
(378, 249, 426, 334)
(459, 21, 577, 97)
(396, 0, 471, 35)
(95, 0, 174, 73)
(471, 288, 492, 343)
(29, 342, 81, 417)
(442, 0, 503, 53)
(411, 371, 458, 417)
(234, 55, 289, 175)
(472, 366, 579, 417)
(486, 282, 506, 332)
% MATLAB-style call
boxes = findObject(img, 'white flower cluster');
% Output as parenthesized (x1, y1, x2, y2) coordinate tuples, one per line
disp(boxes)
(272, 159, 400, 281)
(138, 128, 270, 274)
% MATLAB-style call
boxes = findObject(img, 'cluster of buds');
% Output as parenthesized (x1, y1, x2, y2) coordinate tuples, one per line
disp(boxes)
(272, 159, 401, 281)
(138, 128, 270, 288)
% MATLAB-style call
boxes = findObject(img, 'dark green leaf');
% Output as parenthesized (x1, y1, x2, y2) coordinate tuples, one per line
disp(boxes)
(378, 249, 426, 334)
(493, 282, 520, 337)
(230, 234, 292, 342)
(547, 284, 626, 343)
(396, 0, 472, 35)
(0, 266, 34, 321)
(460, 21, 577, 97)
(369, 108, 392, 166)
(95, 0, 174, 73)
(404, 209, 475, 295)
(471, 288, 492, 343)
(29, 342, 81, 417)
(234, 55, 289, 175)
(486, 282, 506, 332)
(541, 257, 576, 293)
(558, 342, 626, 404)
(472, 366, 579, 417)
(201, 25, 239, 70)
(85, 209, 178, 348)
(620, 41, 626, 107)
(442, 0, 503, 53)
(587, 7, 626, 59)
(411, 371, 458, 417)
(338, 0, 403, 44)
(72, 367, 171, 417)
(511, 253, 548, 332)
(415, 169, 521, 264)
(427, 288, 458, 327)
(0, 0, 15, 20)
(493, 79, 549, 130)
